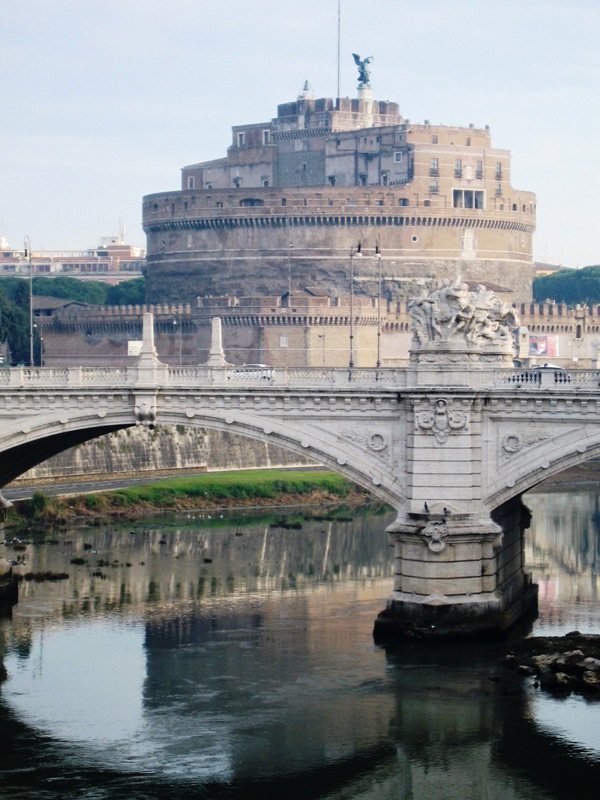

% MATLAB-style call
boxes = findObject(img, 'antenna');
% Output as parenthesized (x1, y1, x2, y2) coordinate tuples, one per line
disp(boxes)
(337, 0, 341, 106)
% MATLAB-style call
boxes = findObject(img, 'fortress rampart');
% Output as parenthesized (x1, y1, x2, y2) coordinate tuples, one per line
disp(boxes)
(142, 85, 536, 305)
(35, 296, 600, 369)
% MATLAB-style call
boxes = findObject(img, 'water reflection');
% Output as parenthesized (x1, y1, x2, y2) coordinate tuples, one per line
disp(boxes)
(0, 496, 598, 799)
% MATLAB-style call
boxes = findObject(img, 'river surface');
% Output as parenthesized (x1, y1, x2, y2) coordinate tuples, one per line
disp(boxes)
(0, 491, 599, 799)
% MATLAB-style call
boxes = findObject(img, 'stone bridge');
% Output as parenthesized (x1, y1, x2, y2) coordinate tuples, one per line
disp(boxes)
(1, 290, 599, 637)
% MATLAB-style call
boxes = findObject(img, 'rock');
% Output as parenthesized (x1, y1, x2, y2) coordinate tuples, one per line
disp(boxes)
(539, 671, 572, 690)
(554, 672, 572, 687)
(582, 671, 600, 689)
(516, 665, 537, 676)
(532, 653, 561, 671)
(578, 657, 600, 672)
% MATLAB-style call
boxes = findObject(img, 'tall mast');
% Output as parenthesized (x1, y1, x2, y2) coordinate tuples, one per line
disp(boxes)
(337, 0, 341, 107)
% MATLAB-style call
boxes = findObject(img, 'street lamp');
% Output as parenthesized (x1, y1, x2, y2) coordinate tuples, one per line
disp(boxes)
(349, 245, 355, 371)
(287, 242, 293, 300)
(173, 317, 182, 365)
(376, 238, 382, 372)
(317, 326, 326, 368)
(348, 235, 362, 373)
(23, 236, 33, 367)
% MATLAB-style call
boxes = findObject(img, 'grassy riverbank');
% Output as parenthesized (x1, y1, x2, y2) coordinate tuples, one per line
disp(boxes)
(8, 470, 374, 527)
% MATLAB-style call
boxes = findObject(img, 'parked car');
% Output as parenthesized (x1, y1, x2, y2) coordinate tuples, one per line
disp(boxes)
(228, 364, 275, 380)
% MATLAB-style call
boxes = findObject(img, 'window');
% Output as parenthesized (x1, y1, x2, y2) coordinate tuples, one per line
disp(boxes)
(432, 135, 438, 144)
(430, 158, 439, 176)
(495, 162, 502, 180)
(262, 129, 270, 145)
(476, 161, 483, 179)
(237, 132, 245, 147)
(430, 177, 439, 193)
(262, 178, 269, 187)
(466, 137, 471, 146)
(453, 189, 484, 209)
(381, 173, 389, 186)
(495, 182, 502, 196)
(187, 176, 195, 189)
(455, 159, 462, 178)
(328, 175, 336, 186)
(394, 151, 403, 163)
(233, 177, 241, 188)
(281, 198, 287, 206)
(206, 182, 213, 190)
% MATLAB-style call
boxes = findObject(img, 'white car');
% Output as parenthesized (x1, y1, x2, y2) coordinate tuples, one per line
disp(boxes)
(228, 364, 275, 380)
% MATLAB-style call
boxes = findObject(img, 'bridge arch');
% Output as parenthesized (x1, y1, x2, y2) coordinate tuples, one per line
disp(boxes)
(0, 400, 407, 511)
(485, 426, 600, 511)
(154, 408, 406, 509)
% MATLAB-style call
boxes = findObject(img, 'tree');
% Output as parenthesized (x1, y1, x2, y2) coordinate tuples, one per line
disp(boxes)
(105, 278, 146, 305)
(533, 265, 600, 306)
(0, 292, 32, 365)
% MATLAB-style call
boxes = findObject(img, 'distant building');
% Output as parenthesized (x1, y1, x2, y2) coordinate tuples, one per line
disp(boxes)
(143, 79, 536, 304)
(0, 232, 145, 282)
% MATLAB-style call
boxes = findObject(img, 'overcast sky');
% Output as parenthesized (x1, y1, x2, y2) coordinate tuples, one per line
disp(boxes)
(1, 0, 597, 267)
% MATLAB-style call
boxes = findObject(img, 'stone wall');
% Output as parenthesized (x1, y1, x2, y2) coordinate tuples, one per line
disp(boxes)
(13, 426, 314, 484)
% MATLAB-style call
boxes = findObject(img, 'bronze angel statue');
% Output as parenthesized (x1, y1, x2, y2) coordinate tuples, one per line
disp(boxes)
(352, 53, 373, 87)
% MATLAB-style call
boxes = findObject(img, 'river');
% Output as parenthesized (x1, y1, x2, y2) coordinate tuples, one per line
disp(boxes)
(0, 490, 598, 800)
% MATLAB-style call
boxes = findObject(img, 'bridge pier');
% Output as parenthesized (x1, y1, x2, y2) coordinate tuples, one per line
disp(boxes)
(374, 283, 538, 638)
(374, 497, 537, 639)
(0, 495, 17, 617)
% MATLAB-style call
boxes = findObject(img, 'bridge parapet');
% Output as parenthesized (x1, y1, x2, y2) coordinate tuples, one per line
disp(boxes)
(0, 366, 136, 387)
(494, 368, 600, 389)
(167, 365, 408, 389)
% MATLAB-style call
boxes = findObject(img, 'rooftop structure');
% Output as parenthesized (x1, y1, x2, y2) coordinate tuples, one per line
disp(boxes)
(143, 76, 536, 303)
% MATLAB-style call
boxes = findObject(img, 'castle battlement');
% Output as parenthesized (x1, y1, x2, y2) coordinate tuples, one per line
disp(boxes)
(142, 81, 536, 307)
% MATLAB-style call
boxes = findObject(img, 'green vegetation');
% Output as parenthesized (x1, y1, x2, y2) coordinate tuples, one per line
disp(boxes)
(17, 490, 52, 519)
(533, 265, 600, 306)
(8, 470, 372, 527)
(0, 275, 145, 365)
(0, 290, 31, 364)
(109, 470, 355, 505)
(0, 275, 146, 306)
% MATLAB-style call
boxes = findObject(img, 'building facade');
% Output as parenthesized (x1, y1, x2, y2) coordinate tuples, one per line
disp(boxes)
(34, 294, 600, 371)
(0, 234, 145, 280)
(143, 83, 536, 304)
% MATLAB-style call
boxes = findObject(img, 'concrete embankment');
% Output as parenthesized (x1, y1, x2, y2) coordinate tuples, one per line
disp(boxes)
(11, 425, 313, 486)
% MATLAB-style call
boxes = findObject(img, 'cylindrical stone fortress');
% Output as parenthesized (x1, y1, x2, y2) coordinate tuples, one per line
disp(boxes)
(143, 83, 535, 304)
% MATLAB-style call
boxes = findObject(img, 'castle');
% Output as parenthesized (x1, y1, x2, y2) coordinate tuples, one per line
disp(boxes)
(143, 76, 536, 304)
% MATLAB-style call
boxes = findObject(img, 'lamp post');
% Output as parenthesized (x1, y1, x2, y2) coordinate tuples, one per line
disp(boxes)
(317, 326, 326, 368)
(376, 238, 382, 372)
(23, 236, 33, 366)
(173, 317, 181, 366)
(287, 242, 293, 300)
(348, 235, 362, 373)
(348, 245, 354, 371)
(172, 317, 182, 366)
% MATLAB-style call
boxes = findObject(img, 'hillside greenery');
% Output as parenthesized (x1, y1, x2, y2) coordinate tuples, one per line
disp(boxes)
(0, 275, 146, 306)
(533, 265, 600, 306)
(0, 276, 146, 365)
